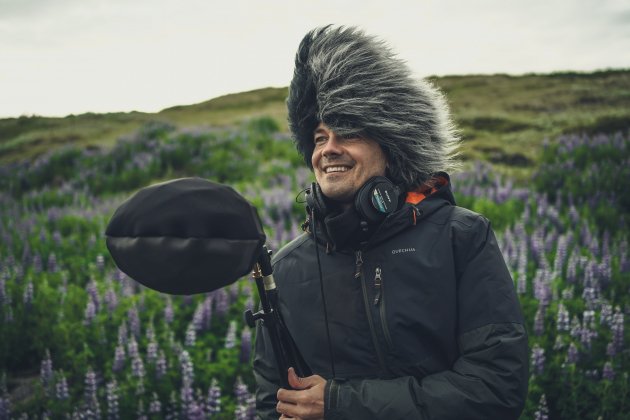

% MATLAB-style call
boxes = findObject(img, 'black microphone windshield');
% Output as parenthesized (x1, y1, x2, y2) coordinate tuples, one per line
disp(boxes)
(105, 177, 266, 295)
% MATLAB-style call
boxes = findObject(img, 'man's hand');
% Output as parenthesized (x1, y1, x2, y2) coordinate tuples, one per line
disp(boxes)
(276, 367, 326, 420)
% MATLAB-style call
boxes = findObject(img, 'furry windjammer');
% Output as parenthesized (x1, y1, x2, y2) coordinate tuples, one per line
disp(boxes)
(287, 25, 461, 190)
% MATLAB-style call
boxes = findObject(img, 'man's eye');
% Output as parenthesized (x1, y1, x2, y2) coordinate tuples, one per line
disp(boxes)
(314, 136, 327, 145)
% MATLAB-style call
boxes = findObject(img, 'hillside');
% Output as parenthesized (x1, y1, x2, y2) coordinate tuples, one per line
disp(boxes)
(1, 69, 629, 181)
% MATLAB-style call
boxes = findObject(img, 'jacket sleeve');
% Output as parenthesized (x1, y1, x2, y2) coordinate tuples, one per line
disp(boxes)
(324, 216, 529, 420)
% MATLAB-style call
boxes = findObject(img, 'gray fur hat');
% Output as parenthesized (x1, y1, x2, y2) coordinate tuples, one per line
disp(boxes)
(287, 25, 460, 191)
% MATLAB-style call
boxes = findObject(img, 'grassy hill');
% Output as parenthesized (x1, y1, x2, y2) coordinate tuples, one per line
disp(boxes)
(1, 69, 629, 181)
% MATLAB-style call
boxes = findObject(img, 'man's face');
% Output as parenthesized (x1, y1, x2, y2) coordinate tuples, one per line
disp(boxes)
(311, 122, 388, 207)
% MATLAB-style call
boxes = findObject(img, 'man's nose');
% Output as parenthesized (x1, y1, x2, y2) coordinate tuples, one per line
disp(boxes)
(322, 134, 343, 157)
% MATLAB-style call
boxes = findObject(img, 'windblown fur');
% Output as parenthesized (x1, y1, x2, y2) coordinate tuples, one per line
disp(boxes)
(287, 25, 461, 190)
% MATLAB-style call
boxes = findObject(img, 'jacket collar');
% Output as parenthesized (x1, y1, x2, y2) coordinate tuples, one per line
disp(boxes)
(309, 173, 456, 252)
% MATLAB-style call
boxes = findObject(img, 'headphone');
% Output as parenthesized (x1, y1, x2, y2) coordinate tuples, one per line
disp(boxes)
(306, 176, 401, 225)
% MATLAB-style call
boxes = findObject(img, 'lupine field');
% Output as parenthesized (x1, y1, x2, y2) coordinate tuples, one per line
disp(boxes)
(0, 117, 628, 419)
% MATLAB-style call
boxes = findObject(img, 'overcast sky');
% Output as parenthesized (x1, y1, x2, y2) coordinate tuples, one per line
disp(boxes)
(1, 0, 629, 118)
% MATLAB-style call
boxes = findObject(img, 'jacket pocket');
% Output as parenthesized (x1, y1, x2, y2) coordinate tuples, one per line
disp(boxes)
(373, 266, 395, 352)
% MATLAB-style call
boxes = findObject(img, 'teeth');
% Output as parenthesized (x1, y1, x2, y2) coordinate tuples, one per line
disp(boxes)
(325, 166, 349, 173)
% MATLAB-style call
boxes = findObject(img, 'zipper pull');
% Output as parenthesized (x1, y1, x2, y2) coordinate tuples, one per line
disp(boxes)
(354, 251, 363, 279)
(373, 267, 382, 305)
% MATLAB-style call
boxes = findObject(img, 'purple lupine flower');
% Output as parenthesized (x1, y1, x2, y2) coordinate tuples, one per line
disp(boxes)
(84, 297, 97, 326)
(570, 316, 581, 339)
(52, 230, 62, 246)
(202, 295, 213, 331)
(602, 362, 615, 381)
(117, 320, 128, 346)
(23, 280, 34, 307)
(128, 336, 139, 358)
(32, 253, 42, 274)
(246, 395, 256, 420)
(516, 240, 527, 295)
(206, 378, 221, 416)
(561, 286, 574, 301)
(104, 286, 118, 314)
(106, 380, 120, 420)
(113, 346, 126, 374)
(128, 304, 141, 337)
(0, 276, 5, 307)
(612, 306, 624, 352)
(86, 279, 100, 311)
(96, 254, 105, 272)
(606, 341, 616, 358)
(531, 344, 545, 375)
(557, 303, 570, 332)
(241, 327, 252, 363)
(234, 376, 250, 406)
(214, 288, 230, 317)
(600, 303, 613, 326)
(132, 353, 145, 378)
(534, 306, 545, 336)
(166, 391, 179, 419)
(55, 372, 69, 400)
(47, 253, 58, 273)
(147, 340, 158, 364)
(40, 349, 53, 392)
(580, 326, 594, 350)
(534, 394, 549, 420)
(225, 320, 237, 349)
(185, 323, 197, 347)
(566, 342, 579, 364)
(179, 349, 195, 412)
(156, 350, 168, 378)
(164, 297, 174, 324)
(192, 303, 204, 332)
(84, 367, 101, 419)
(149, 392, 162, 415)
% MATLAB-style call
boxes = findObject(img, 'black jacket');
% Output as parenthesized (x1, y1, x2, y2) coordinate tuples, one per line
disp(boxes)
(253, 181, 528, 419)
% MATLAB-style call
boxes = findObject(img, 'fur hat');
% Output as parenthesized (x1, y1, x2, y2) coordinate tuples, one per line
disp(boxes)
(287, 25, 460, 191)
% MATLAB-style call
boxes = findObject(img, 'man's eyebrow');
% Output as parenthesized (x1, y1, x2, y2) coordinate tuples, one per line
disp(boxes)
(313, 128, 327, 136)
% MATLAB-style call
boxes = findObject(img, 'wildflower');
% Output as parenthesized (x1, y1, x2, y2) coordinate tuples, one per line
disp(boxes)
(534, 394, 549, 420)
(47, 253, 58, 273)
(531, 344, 545, 375)
(612, 306, 624, 352)
(241, 326, 252, 363)
(602, 362, 615, 381)
(214, 289, 229, 317)
(156, 350, 168, 378)
(128, 335, 139, 358)
(96, 254, 105, 272)
(128, 304, 141, 338)
(106, 380, 120, 420)
(534, 306, 545, 336)
(557, 303, 570, 332)
(185, 323, 197, 347)
(234, 376, 250, 406)
(149, 392, 162, 415)
(56, 371, 69, 400)
(113, 344, 126, 373)
(225, 320, 237, 349)
(164, 297, 174, 324)
(23, 280, 34, 307)
(566, 342, 579, 364)
(206, 378, 221, 415)
(84, 297, 97, 325)
(84, 366, 101, 419)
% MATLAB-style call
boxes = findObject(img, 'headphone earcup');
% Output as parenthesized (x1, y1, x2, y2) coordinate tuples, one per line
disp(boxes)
(306, 182, 329, 217)
(354, 176, 400, 224)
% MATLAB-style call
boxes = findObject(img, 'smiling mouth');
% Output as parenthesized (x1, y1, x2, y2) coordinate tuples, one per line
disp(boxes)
(324, 166, 351, 174)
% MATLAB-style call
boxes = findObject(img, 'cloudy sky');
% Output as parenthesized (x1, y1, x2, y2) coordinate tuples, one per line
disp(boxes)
(1, 0, 629, 118)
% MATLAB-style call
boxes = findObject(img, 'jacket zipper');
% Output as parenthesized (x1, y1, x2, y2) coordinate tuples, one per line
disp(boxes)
(373, 267, 394, 351)
(356, 250, 388, 375)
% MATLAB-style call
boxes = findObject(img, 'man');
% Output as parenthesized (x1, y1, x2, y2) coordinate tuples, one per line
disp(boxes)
(253, 26, 528, 419)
